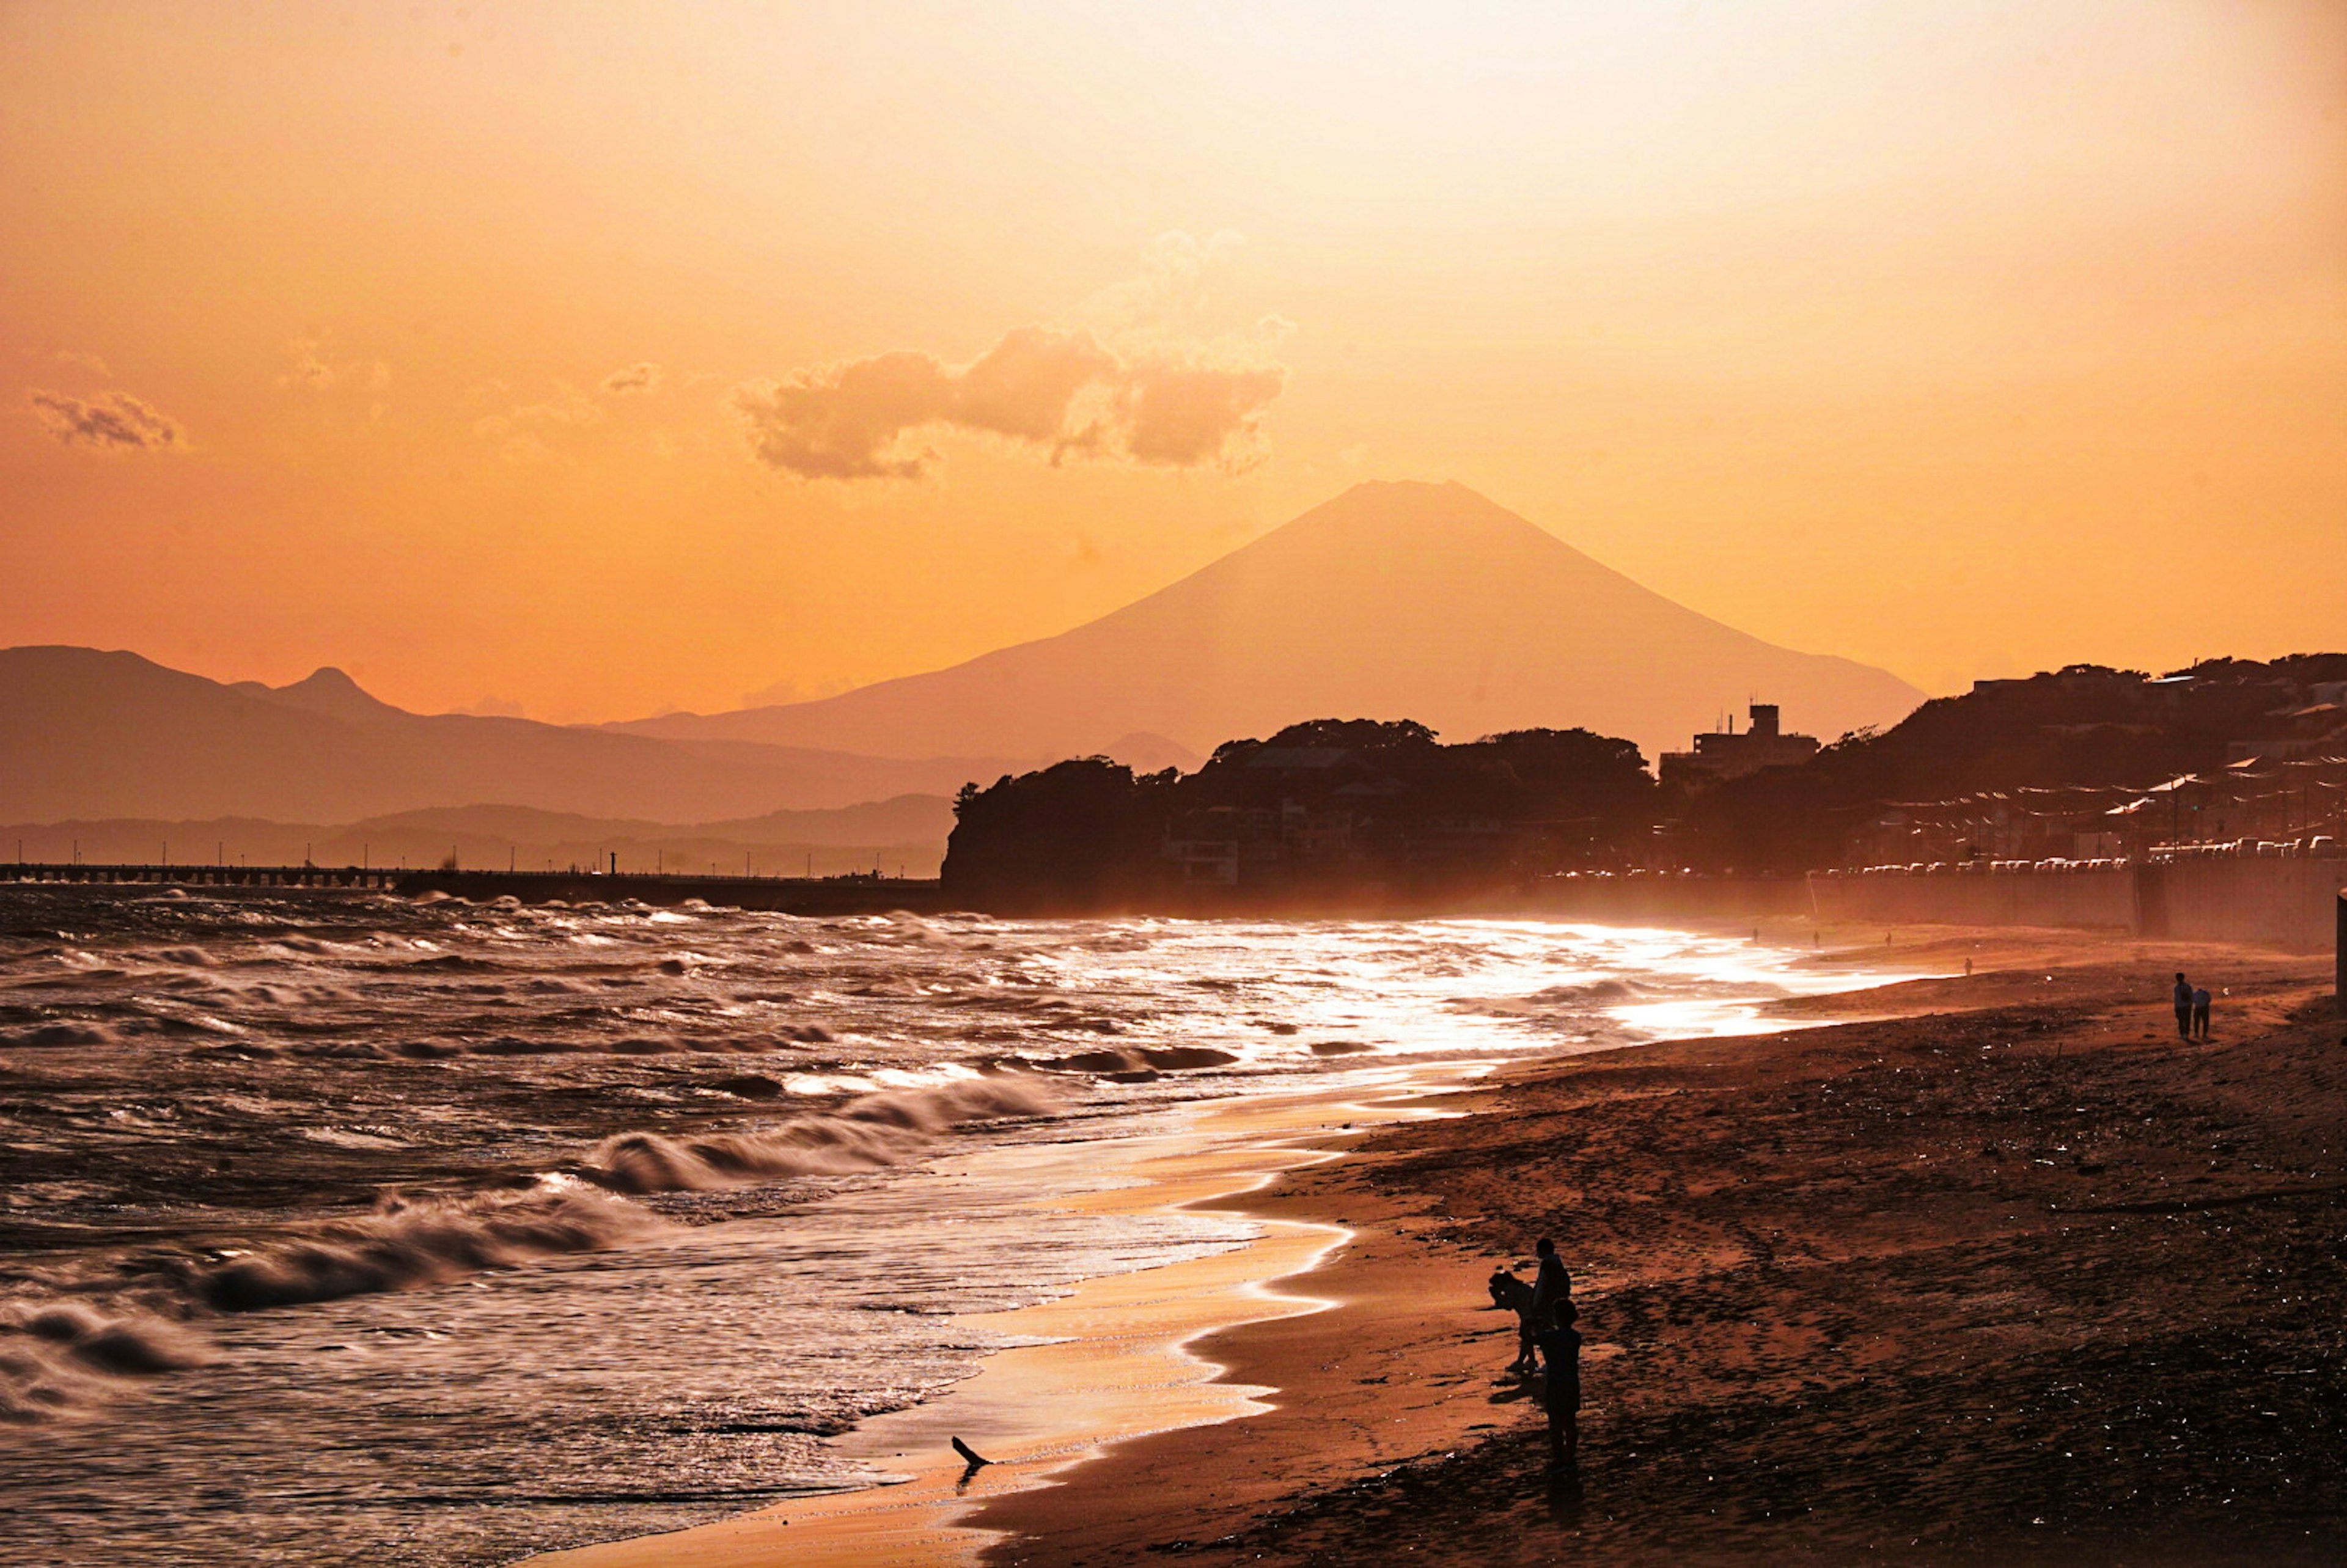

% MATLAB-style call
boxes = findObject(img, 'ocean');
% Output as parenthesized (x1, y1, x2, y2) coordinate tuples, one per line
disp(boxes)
(0, 885, 1880, 1566)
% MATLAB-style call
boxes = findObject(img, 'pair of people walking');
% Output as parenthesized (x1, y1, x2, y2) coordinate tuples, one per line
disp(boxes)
(2172, 972, 2213, 1039)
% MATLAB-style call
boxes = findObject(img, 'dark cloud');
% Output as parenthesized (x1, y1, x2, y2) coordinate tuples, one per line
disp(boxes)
(27, 389, 188, 453)
(732, 326, 1285, 482)
(600, 362, 661, 395)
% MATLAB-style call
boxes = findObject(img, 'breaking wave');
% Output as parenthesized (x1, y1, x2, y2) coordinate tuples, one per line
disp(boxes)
(0, 1299, 210, 1425)
(190, 1185, 667, 1313)
(584, 1075, 1059, 1194)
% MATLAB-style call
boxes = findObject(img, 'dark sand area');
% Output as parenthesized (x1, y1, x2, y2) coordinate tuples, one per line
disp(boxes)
(978, 930, 2347, 1566)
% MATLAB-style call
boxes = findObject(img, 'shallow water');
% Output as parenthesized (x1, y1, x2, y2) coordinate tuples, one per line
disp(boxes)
(0, 886, 1887, 1566)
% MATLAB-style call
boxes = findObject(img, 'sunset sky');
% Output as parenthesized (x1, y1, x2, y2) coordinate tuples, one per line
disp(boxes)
(4, 0, 2341, 724)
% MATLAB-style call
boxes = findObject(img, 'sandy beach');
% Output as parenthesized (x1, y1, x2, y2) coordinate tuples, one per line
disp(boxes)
(974, 926, 2347, 1566)
(528, 921, 2346, 1567)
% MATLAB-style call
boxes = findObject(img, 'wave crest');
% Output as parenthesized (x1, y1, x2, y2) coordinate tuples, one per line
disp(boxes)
(194, 1187, 663, 1313)
(584, 1075, 1057, 1195)
(0, 1299, 209, 1425)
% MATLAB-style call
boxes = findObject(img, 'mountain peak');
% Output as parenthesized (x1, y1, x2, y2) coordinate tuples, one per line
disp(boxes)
(289, 665, 365, 694)
(1312, 477, 1526, 521)
(618, 482, 1923, 763)
(260, 666, 410, 724)
(1258, 479, 1576, 560)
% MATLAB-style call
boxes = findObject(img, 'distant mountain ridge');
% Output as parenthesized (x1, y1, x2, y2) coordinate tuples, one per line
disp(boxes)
(0, 647, 1023, 823)
(617, 481, 1923, 763)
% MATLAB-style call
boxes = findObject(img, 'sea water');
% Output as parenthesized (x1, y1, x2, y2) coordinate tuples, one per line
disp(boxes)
(0, 886, 1877, 1566)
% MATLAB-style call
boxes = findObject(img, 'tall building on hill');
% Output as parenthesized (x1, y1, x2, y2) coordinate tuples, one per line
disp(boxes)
(1659, 702, 1820, 788)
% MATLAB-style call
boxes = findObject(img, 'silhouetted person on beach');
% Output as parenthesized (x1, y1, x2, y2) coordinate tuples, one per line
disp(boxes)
(1530, 1237, 1571, 1330)
(2172, 973, 2194, 1039)
(1489, 1267, 1540, 1374)
(1535, 1300, 1582, 1469)
(2192, 986, 2213, 1039)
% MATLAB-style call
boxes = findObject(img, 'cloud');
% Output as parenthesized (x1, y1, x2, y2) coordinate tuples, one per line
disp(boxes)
(51, 349, 112, 376)
(1123, 361, 1288, 467)
(472, 383, 607, 462)
(732, 233, 1290, 482)
(600, 362, 661, 395)
(474, 370, 666, 462)
(279, 332, 390, 394)
(27, 389, 188, 453)
(733, 332, 1285, 481)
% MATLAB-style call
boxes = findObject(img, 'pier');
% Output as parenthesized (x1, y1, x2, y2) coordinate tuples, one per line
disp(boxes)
(6, 861, 404, 891)
(2, 862, 950, 914)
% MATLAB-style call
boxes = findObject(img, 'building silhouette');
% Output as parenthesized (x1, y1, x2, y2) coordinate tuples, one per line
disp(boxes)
(1659, 702, 1820, 788)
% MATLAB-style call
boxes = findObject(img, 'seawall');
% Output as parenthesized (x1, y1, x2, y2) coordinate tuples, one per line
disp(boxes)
(1810, 859, 2345, 954)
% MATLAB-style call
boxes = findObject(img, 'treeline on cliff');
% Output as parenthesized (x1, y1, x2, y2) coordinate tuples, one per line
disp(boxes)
(943, 655, 2347, 901)
(943, 719, 1655, 907)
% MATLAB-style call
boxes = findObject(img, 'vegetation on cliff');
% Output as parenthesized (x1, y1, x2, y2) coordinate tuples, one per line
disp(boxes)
(944, 656, 2347, 901)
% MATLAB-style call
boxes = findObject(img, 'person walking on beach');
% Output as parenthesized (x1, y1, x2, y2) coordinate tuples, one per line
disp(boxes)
(1530, 1237, 1571, 1330)
(2172, 972, 2194, 1039)
(2192, 984, 2213, 1039)
(1535, 1299, 1583, 1469)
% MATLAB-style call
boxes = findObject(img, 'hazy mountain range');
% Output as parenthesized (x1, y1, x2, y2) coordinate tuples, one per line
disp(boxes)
(617, 481, 1923, 764)
(0, 648, 1024, 824)
(3, 482, 1923, 852)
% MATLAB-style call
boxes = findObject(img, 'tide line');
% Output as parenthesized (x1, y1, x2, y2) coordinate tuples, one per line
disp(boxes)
(521, 1066, 1484, 1568)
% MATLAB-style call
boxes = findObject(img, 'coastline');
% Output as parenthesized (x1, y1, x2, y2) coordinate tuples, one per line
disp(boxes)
(515, 924, 1928, 1568)
(518, 921, 2347, 1567)
(517, 1064, 1496, 1568)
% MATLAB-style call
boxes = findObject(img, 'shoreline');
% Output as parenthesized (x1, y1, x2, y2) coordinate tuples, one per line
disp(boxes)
(518, 921, 2347, 1567)
(517, 1064, 1496, 1568)
(516, 925, 1930, 1568)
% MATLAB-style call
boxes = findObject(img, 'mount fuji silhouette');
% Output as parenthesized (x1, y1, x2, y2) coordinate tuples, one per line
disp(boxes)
(623, 481, 1922, 763)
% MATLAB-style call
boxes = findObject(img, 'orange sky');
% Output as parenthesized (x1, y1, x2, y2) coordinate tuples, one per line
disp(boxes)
(4, 1, 2341, 723)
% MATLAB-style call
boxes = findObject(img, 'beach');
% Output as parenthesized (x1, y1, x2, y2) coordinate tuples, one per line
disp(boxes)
(982, 928, 2347, 1566)
(551, 924, 2346, 1567)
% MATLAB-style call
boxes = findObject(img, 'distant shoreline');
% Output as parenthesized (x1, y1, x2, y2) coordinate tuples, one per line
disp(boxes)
(8, 859, 2335, 957)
